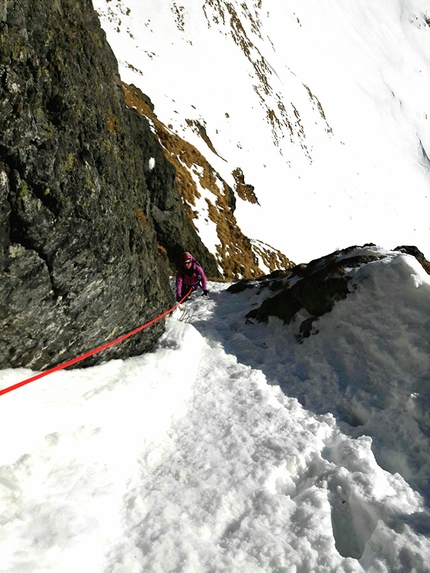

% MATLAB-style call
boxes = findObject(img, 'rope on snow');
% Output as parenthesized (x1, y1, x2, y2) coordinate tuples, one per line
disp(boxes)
(0, 289, 192, 397)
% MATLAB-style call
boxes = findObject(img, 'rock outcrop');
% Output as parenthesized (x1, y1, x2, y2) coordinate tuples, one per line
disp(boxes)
(233, 244, 430, 342)
(0, 0, 215, 370)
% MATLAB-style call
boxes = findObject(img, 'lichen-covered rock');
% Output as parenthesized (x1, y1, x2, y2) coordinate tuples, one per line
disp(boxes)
(0, 0, 211, 370)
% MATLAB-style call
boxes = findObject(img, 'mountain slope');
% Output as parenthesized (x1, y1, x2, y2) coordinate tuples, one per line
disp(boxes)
(94, 0, 430, 264)
(122, 82, 293, 278)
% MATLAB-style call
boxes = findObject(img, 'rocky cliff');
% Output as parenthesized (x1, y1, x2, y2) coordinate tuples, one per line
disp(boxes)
(0, 0, 216, 370)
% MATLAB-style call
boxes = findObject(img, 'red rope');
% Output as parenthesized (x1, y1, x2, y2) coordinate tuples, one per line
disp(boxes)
(0, 289, 192, 397)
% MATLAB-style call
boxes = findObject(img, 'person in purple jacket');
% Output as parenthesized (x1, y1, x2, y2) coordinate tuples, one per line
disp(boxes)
(176, 252, 208, 301)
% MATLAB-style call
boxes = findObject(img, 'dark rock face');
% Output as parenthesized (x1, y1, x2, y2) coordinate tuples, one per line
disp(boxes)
(0, 0, 209, 370)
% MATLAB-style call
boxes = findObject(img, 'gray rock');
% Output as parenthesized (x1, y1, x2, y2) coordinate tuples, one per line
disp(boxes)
(0, 0, 213, 370)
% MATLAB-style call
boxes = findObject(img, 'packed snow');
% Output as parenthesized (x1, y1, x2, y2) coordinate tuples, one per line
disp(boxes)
(1, 246, 430, 572)
(93, 0, 430, 264)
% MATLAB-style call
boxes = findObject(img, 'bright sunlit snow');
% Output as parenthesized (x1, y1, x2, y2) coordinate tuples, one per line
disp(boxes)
(1, 246, 430, 572)
(93, 0, 430, 264)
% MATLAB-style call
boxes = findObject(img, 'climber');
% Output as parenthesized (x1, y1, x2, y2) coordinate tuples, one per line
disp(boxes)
(176, 252, 208, 301)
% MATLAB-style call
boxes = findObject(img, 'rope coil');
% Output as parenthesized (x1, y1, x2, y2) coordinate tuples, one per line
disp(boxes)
(0, 289, 192, 397)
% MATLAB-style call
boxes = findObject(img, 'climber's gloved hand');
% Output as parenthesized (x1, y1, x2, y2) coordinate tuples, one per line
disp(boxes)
(202, 290, 208, 297)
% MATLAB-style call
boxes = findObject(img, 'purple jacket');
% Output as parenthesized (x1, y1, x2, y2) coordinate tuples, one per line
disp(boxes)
(176, 256, 207, 299)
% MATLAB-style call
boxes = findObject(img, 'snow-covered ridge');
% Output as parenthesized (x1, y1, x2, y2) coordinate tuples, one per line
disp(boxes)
(224, 245, 430, 500)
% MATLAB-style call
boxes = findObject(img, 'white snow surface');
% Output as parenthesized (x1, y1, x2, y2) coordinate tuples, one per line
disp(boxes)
(93, 0, 430, 264)
(1, 246, 430, 572)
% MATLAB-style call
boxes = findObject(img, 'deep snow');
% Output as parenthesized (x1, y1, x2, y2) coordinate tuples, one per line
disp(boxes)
(1, 246, 430, 572)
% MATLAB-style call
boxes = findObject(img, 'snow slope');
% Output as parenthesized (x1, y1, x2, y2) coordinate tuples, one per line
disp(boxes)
(93, 0, 430, 264)
(1, 246, 430, 572)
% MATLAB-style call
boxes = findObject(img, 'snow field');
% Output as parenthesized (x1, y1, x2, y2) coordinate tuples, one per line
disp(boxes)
(1, 248, 430, 572)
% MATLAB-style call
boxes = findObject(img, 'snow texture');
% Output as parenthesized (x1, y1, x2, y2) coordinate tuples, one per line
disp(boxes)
(1, 247, 430, 572)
